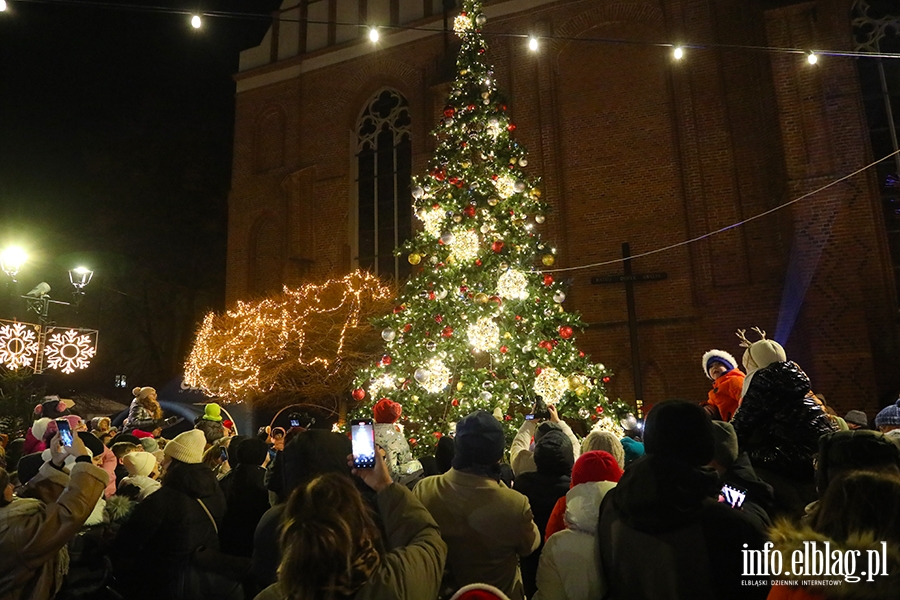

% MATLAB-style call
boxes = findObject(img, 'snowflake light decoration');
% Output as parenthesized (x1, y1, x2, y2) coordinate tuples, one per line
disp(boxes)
(493, 173, 517, 199)
(453, 13, 473, 35)
(467, 316, 500, 352)
(449, 229, 480, 263)
(418, 207, 445, 238)
(416, 357, 452, 394)
(497, 269, 529, 300)
(43, 329, 96, 374)
(533, 366, 568, 405)
(0, 321, 39, 369)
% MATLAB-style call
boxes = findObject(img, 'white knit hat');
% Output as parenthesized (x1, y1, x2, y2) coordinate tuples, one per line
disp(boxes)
(123, 451, 157, 477)
(163, 429, 206, 464)
(737, 327, 786, 371)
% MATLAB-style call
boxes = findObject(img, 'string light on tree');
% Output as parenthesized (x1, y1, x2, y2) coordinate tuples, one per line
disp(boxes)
(184, 271, 393, 405)
(351, 0, 627, 453)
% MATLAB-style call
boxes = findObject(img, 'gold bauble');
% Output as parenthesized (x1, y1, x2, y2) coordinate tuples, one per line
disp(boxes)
(532, 189, 542, 197)
(408, 253, 422, 265)
(504, 332, 512, 339)
(487, 197, 499, 206)
(576, 385, 589, 398)
(475, 293, 490, 304)
(541, 254, 555, 266)
(457, 381, 465, 391)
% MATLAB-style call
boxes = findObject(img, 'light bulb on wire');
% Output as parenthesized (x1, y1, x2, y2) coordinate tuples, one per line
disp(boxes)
(0, 1, 7, 13)
(528, 37, 539, 52)
(191, 14, 202, 29)
(673, 46, 684, 60)
(807, 51, 818, 65)
(369, 27, 380, 42)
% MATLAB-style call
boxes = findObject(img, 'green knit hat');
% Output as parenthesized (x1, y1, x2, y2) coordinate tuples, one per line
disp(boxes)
(202, 403, 223, 422)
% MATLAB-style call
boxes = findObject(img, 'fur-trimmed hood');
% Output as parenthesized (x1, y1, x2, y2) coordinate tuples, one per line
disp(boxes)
(768, 519, 900, 599)
(701, 349, 739, 380)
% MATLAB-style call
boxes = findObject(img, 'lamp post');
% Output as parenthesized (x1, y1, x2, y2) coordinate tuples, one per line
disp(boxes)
(0, 247, 98, 374)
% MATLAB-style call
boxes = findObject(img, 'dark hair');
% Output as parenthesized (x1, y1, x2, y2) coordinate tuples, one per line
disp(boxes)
(111, 442, 140, 460)
(0, 467, 11, 508)
(812, 471, 900, 545)
(195, 420, 225, 445)
(279, 473, 381, 599)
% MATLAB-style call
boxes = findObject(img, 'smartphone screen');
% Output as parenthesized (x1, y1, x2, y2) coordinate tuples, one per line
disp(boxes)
(719, 483, 747, 509)
(351, 418, 376, 469)
(57, 419, 74, 447)
(290, 419, 300, 428)
(525, 414, 536, 421)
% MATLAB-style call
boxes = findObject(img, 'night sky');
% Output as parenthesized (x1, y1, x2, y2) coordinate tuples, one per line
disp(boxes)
(0, 0, 279, 396)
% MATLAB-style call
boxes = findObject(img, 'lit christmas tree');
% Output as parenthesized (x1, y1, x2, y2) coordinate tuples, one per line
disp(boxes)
(351, 0, 630, 452)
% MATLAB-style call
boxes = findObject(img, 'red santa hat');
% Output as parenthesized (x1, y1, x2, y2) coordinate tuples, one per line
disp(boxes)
(373, 398, 402, 424)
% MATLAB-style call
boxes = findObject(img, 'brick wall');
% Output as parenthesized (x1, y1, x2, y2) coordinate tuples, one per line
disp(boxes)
(227, 0, 900, 416)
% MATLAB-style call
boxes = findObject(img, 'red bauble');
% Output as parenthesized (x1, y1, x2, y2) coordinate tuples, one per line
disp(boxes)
(434, 171, 446, 181)
(602, 376, 611, 383)
(467, 104, 476, 111)
(432, 203, 440, 209)
(579, 351, 585, 358)
(475, 259, 482, 266)
(507, 123, 517, 132)
(409, 438, 417, 446)
(478, 48, 485, 55)
(448, 176, 459, 185)
(381, 355, 392, 366)
(460, 285, 468, 293)
(436, 262, 445, 268)
(490, 295, 502, 306)
(515, 315, 522, 321)
(559, 326, 574, 339)
(463, 205, 476, 217)
(543, 275, 554, 286)
(434, 431, 443, 438)
(434, 315, 443, 323)
(451, 398, 459, 407)
(404, 323, 412, 332)
(352, 388, 366, 401)
(443, 106, 456, 118)
(428, 291, 436, 300)
(504, 414, 512, 421)
(393, 305, 404, 314)
(442, 326, 454, 338)
(500, 345, 508, 353)
(491, 240, 505, 253)
(596, 406, 604, 414)
(535, 367, 543, 375)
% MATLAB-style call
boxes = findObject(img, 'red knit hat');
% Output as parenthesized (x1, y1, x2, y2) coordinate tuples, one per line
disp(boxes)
(450, 584, 511, 600)
(571, 450, 624, 487)
(373, 398, 402, 423)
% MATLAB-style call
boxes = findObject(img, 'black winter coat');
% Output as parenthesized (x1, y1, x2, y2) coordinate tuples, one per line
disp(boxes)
(112, 462, 226, 599)
(731, 361, 836, 480)
(597, 454, 769, 600)
(220, 464, 269, 557)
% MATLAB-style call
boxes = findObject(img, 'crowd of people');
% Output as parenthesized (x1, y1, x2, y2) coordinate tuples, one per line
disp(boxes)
(1, 329, 900, 600)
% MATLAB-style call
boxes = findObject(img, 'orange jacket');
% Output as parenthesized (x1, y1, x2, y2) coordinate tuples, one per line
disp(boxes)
(706, 369, 744, 421)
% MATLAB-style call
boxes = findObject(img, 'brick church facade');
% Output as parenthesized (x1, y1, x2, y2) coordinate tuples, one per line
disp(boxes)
(226, 0, 900, 415)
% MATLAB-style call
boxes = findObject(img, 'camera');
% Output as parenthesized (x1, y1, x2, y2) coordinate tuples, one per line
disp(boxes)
(527, 398, 550, 421)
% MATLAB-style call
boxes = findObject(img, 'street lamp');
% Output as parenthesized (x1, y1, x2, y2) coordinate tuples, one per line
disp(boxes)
(0, 246, 98, 374)
(0, 246, 26, 282)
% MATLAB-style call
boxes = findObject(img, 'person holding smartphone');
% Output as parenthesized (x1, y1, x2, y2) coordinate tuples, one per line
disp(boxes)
(253, 439, 447, 600)
(510, 402, 580, 477)
(0, 433, 109, 600)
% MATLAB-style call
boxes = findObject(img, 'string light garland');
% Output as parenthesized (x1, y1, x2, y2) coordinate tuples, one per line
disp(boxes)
(6, 0, 900, 62)
(544, 147, 900, 274)
(183, 271, 394, 405)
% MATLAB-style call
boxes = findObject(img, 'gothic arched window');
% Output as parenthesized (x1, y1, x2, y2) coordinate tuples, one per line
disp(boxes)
(356, 89, 412, 280)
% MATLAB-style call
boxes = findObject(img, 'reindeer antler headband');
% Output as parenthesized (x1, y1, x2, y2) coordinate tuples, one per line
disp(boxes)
(736, 327, 767, 348)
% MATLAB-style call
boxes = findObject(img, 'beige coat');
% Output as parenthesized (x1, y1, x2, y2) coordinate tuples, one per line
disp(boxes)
(414, 468, 540, 600)
(0, 462, 109, 600)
